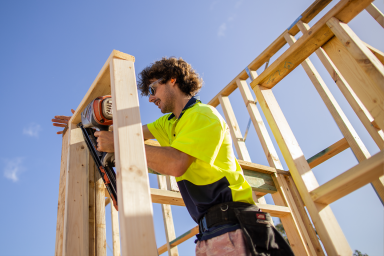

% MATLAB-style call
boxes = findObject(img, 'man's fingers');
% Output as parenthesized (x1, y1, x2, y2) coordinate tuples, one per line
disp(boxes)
(54, 115, 71, 120)
(57, 131, 64, 134)
(52, 118, 69, 124)
(53, 123, 67, 128)
(71, 109, 75, 114)
(94, 131, 100, 137)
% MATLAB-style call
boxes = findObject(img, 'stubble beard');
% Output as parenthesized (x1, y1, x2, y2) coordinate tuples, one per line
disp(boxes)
(160, 84, 175, 114)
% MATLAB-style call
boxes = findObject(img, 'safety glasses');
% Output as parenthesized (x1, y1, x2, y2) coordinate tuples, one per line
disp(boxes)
(148, 78, 163, 96)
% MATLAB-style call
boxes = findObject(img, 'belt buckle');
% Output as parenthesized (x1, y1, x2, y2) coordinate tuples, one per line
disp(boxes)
(200, 216, 208, 232)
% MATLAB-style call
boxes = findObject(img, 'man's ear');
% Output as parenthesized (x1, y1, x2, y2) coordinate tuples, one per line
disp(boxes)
(170, 78, 176, 85)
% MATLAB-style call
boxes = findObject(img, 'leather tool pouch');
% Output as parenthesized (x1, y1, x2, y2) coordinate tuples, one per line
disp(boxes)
(233, 206, 295, 256)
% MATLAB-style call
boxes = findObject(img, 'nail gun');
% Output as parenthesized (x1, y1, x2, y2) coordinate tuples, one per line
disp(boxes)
(78, 95, 118, 210)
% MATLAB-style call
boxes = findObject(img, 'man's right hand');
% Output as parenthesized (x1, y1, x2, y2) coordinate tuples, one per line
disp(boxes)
(52, 109, 75, 134)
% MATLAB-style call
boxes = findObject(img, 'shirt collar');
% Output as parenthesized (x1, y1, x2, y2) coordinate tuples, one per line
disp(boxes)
(168, 96, 201, 120)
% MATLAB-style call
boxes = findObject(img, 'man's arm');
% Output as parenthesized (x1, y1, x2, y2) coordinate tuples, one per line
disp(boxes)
(143, 125, 155, 140)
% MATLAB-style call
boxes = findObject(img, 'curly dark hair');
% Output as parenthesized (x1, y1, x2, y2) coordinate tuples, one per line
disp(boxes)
(137, 57, 203, 96)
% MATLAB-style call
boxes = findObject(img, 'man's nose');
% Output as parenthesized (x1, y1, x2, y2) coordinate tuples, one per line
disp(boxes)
(149, 94, 156, 102)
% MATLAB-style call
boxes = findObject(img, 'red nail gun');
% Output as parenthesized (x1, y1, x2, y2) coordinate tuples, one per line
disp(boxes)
(78, 95, 118, 211)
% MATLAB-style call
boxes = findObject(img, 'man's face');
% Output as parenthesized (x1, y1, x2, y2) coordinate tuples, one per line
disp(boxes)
(148, 78, 175, 114)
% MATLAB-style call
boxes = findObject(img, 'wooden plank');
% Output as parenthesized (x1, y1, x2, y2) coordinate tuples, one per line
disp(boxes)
(237, 159, 289, 175)
(158, 226, 200, 255)
(166, 176, 179, 192)
(89, 157, 96, 256)
(158, 175, 179, 256)
(323, 37, 384, 144)
(70, 50, 135, 125)
(62, 125, 89, 256)
(327, 17, 384, 93)
(218, 95, 251, 161)
(255, 204, 291, 218)
(250, 0, 373, 90)
(110, 57, 157, 255)
(365, 42, 384, 65)
(95, 171, 106, 256)
(365, 3, 384, 28)
(54, 130, 70, 256)
(243, 170, 277, 194)
(297, 21, 384, 150)
(111, 199, 121, 256)
(307, 138, 350, 169)
(151, 188, 185, 206)
(253, 85, 352, 255)
(311, 151, 384, 205)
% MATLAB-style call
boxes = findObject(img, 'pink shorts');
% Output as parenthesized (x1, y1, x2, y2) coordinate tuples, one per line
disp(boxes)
(195, 229, 252, 256)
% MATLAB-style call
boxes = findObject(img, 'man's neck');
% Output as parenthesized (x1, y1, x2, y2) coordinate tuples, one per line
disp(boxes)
(172, 95, 192, 119)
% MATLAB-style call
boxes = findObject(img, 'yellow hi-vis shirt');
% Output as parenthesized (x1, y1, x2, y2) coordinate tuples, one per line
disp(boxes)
(147, 97, 255, 223)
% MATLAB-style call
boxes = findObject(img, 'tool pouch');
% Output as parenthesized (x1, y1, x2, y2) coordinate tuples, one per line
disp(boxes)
(234, 207, 295, 256)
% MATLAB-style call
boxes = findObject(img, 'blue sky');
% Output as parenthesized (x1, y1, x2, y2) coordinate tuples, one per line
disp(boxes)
(0, 0, 383, 255)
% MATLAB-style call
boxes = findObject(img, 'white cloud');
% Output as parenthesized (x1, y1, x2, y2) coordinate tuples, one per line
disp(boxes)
(3, 158, 24, 182)
(23, 123, 41, 137)
(218, 23, 227, 37)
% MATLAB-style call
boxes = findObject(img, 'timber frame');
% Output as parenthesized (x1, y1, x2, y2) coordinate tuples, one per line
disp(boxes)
(54, 1, 384, 255)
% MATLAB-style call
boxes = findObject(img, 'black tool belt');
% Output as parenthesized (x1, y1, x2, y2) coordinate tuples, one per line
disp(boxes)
(198, 202, 295, 256)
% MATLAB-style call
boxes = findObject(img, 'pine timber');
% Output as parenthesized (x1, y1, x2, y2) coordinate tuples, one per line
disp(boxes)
(326, 17, 384, 132)
(365, 3, 384, 28)
(219, 95, 251, 161)
(250, 0, 373, 90)
(54, 130, 70, 256)
(95, 171, 106, 256)
(62, 125, 90, 256)
(110, 200, 121, 256)
(365, 42, 384, 65)
(310, 150, 384, 205)
(158, 226, 199, 255)
(297, 21, 384, 151)
(69, 50, 135, 126)
(253, 85, 352, 255)
(158, 175, 179, 256)
(307, 138, 349, 169)
(89, 157, 96, 256)
(110, 57, 158, 255)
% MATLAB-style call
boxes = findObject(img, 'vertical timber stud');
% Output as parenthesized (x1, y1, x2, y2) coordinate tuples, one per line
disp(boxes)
(158, 175, 179, 256)
(89, 157, 96, 256)
(297, 21, 384, 150)
(365, 3, 384, 29)
(62, 123, 90, 256)
(237, 77, 323, 255)
(325, 17, 384, 132)
(54, 129, 70, 256)
(95, 171, 107, 256)
(111, 197, 121, 256)
(218, 95, 251, 162)
(253, 85, 352, 255)
(110, 57, 158, 255)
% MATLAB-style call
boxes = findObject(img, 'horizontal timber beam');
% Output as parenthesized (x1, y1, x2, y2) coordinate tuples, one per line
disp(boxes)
(307, 138, 350, 169)
(250, 0, 372, 89)
(158, 226, 199, 255)
(310, 150, 384, 205)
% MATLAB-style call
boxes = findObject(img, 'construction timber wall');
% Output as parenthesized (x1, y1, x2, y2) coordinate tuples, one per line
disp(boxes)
(54, 0, 384, 255)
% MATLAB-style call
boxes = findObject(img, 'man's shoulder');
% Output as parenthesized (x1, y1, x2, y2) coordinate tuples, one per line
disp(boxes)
(189, 103, 222, 119)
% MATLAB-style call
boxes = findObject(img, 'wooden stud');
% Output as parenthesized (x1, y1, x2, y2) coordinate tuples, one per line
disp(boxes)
(166, 176, 179, 192)
(89, 158, 96, 256)
(253, 84, 352, 255)
(297, 21, 384, 150)
(62, 125, 90, 256)
(307, 138, 349, 169)
(365, 42, 384, 65)
(365, 3, 384, 28)
(158, 226, 199, 255)
(54, 130, 70, 256)
(158, 175, 179, 256)
(110, 57, 158, 255)
(218, 95, 251, 161)
(111, 200, 121, 256)
(237, 77, 324, 256)
(95, 171, 106, 256)
(326, 17, 384, 131)
(310, 150, 384, 205)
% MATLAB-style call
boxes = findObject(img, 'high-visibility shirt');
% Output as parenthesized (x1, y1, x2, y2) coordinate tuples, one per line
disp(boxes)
(147, 97, 255, 223)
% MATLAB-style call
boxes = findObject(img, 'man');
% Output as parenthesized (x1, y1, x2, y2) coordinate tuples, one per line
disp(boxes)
(52, 57, 293, 256)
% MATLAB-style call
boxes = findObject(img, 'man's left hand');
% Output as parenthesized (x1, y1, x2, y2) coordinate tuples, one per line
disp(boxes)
(94, 131, 114, 152)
